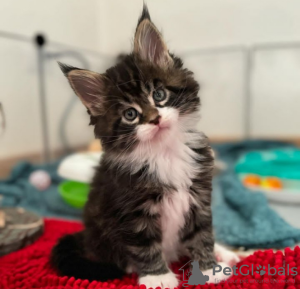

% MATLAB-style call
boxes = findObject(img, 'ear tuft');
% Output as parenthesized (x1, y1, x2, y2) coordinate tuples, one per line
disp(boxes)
(134, 5, 172, 68)
(136, 4, 151, 27)
(58, 62, 80, 76)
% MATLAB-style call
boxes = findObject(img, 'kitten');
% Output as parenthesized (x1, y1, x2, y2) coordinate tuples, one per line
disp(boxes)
(51, 5, 238, 288)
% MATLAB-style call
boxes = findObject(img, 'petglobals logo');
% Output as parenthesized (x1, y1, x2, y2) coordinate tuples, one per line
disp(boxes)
(179, 261, 298, 286)
(179, 260, 210, 286)
(233, 264, 297, 277)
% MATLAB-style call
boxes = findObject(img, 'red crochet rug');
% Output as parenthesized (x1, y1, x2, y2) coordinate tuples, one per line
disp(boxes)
(1, 219, 300, 289)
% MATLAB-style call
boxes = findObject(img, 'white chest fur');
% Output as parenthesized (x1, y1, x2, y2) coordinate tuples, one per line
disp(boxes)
(146, 134, 199, 262)
(126, 126, 203, 262)
(160, 189, 191, 262)
(152, 136, 198, 262)
(147, 136, 198, 189)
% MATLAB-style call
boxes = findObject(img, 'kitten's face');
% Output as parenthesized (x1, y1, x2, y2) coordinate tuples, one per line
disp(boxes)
(60, 6, 200, 155)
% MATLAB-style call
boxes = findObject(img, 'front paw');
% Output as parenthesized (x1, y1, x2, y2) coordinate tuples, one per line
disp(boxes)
(215, 244, 240, 267)
(139, 271, 178, 289)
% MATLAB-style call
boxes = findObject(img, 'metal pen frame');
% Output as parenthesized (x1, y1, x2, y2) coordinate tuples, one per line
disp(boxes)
(0, 31, 109, 163)
(182, 42, 300, 139)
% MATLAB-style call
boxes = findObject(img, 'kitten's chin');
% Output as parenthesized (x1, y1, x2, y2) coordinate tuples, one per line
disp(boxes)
(151, 126, 170, 142)
(137, 124, 171, 142)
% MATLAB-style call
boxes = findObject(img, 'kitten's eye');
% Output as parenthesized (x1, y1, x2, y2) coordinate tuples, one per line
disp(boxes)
(124, 108, 138, 121)
(153, 89, 166, 102)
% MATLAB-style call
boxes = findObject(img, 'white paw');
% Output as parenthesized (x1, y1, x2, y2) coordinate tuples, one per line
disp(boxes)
(203, 262, 232, 284)
(139, 271, 178, 289)
(214, 243, 240, 266)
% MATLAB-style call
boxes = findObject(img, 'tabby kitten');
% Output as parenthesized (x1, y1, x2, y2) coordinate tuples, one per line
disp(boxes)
(51, 5, 238, 288)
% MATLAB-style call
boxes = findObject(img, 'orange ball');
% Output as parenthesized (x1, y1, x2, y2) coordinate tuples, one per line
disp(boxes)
(243, 175, 261, 187)
(263, 177, 283, 190)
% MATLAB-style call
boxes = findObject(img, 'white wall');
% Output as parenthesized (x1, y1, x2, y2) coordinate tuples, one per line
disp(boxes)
(98, 0, 300, 139)
(98, 0, 300, 54)
(2, 0, 300, 160)
(0, 0, 108, 159)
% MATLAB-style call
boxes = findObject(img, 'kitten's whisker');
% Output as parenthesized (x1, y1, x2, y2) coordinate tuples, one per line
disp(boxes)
(98, 132, 133, 139)
(100, 133, 135, 145)
(102, 102, 121, 116)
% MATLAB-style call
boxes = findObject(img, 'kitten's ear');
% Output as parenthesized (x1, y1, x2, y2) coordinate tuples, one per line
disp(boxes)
(58, 62, 106, 116)
(134, 5, 172, 68)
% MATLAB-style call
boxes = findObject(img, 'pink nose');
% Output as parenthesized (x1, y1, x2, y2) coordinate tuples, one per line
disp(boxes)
(149, 115, 161, 125)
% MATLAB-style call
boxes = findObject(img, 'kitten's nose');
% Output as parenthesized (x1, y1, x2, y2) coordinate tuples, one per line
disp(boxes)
(149, 115, 161, 125)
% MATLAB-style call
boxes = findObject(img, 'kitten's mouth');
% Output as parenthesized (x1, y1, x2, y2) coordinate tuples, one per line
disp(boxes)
(158, 124, 169, 130)
(137, 121, 173, 143)
(158, 122, 171, 129)
(152, 124, 170, 139)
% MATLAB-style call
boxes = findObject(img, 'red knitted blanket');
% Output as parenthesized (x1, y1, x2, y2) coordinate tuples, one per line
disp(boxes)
(0, 219, 299, 289)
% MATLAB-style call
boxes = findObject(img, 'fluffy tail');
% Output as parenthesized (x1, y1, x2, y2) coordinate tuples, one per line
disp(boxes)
(50, 232, 125, 281)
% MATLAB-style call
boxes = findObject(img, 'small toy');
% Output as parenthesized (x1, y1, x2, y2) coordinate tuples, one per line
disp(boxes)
(237, 149, 300, 203)
(261, 177, 283, 190)
(243, 174, 261, 187)
(59, 181, 90, 208)
(29, 170, 51, 191)
(58, 152, 102, 183)
(236, 148, 300, 180)
(57, 152, 102, 209)
(243, 175, 283, 190)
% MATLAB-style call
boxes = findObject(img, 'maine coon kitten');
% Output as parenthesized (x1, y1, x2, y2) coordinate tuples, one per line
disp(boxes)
(51, 5, 238, 288)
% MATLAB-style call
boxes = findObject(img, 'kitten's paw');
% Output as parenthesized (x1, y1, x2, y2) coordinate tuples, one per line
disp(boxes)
(217, 249, 240, 267)
(139, 271, 178, 289)
(203, 262, 232, 284)
(215, 244, 240, 267)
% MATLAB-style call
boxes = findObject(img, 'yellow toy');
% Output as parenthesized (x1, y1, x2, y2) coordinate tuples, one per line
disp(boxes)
(243, 175, 283, 190)
(261, 177, 283, 190)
